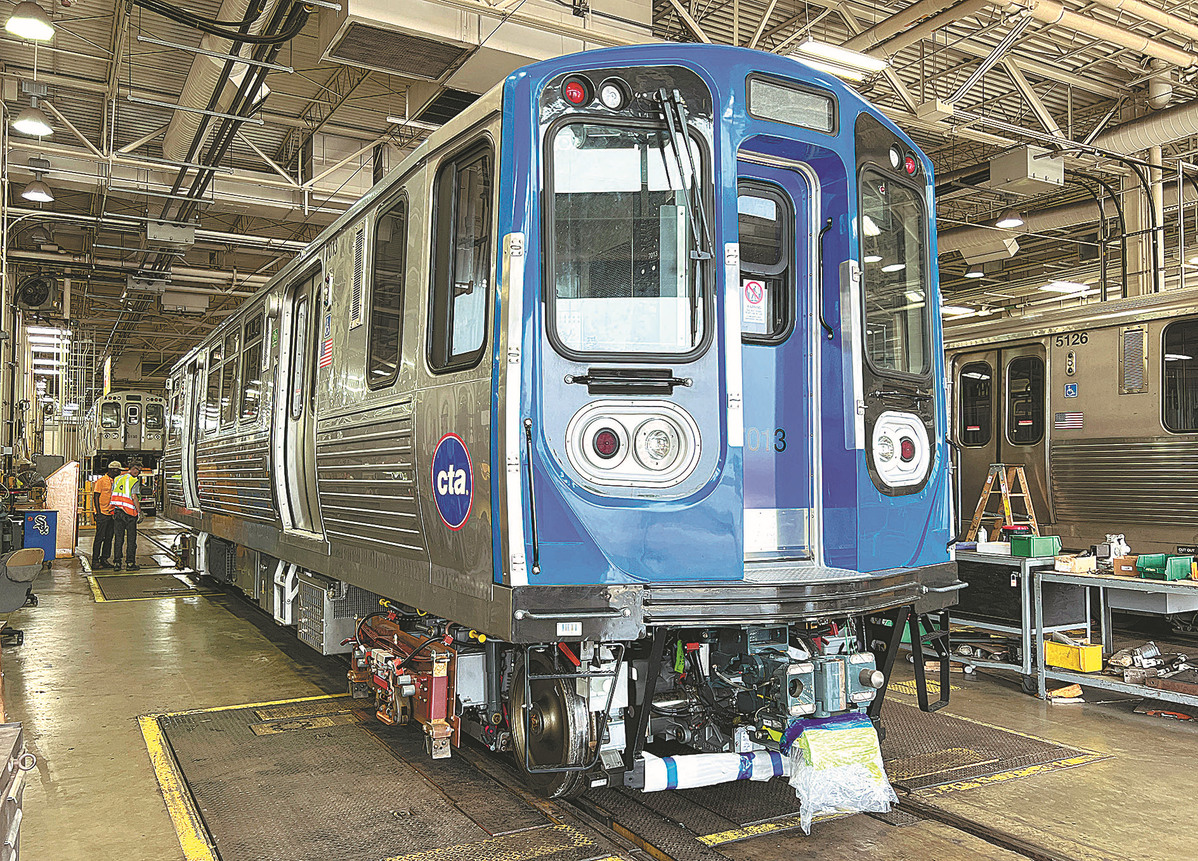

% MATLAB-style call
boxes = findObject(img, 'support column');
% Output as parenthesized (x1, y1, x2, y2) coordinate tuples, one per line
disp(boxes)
(1123, 171, 1154, 297)
(1150, 146, 1166, 292)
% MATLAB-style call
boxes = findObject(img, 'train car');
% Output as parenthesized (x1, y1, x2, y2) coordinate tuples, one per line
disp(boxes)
(163, 44, 957, 797)
(81, 391, 166, 514)
(946, 287, 1198, 555)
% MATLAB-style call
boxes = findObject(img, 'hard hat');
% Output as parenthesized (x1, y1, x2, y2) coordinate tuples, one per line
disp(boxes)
(108, 460, 123, 469)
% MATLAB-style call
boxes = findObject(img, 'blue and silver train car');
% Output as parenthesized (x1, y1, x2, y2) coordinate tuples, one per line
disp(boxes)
(164, 44, 957, 798)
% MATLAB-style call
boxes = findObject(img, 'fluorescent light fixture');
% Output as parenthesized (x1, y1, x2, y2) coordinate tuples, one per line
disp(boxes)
(33, 368, 58, 376)
(5, 2, 54, 41)
(962, 371, 990, 380)
(1165, 353, 1193, 361)
(965, 267, 984, 278)
(793, 57, 867, 82)
(1040, 280, 1088, 293)
(12, 104, 53, 137)
(881, 262, 907, 273)
(27, 326, 68, 335)
(863, 254, 883, 263)
(905, 290, 925, 303)
(862, 215, 881, 237)
(995, 209, 1024, 229)
(795, 38, 889, 73)
(941, 305, 975, 316)
(1189, 256, 1198, 265)
(21, 177, 53, 203)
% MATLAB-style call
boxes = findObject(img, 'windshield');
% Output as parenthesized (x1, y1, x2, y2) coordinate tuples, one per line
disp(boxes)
(100, 402, 120, 428)
(145, 403, 164, 430)
(860, 169, 930, 376)
(549, 122, 706, 356)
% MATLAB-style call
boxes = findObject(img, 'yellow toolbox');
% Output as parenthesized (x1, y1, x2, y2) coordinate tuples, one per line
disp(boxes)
(1044, 640, 1103, 673)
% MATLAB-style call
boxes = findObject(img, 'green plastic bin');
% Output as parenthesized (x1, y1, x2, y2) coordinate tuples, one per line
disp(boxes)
(1136, 554, 1168, 575)
(1009, 535, 1062, 558)
(1141, 555, 1194, 581)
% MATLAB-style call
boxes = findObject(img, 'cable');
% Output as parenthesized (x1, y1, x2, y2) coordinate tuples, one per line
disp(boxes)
(396, 634, 444, 671)
(134, 0, 310, 45)
(135, 0, 266, 28)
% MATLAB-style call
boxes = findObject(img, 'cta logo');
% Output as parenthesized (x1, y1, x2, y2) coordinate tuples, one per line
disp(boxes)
(431, 433, 473, 530)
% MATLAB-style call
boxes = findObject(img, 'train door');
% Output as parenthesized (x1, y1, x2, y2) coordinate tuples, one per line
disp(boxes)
(736, 163, 815, 560)
(273, 268, 324, 535)
(181, 360, 200, 509)
(951, 345, 1050, 533)
(125, 397, 143, 453)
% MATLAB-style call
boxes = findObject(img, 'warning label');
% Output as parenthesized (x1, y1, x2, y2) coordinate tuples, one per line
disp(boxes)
(743, 279, 766, 326)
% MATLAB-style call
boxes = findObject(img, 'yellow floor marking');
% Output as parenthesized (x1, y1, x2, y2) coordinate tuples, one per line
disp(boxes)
(379, 823, 603, 861)
(152, 692, 348, 720)
(86, 576, 106, 603)
(249, 713, 358, 736)
(85, 574, 215, 603)
(887, 679, 962, 697)
(918, 753, 1107, 795)
(138, 714, 217, 861)
(699, 811, 847, 846)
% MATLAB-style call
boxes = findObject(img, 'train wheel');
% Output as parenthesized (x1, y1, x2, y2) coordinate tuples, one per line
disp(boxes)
(510, 649, 590, 799)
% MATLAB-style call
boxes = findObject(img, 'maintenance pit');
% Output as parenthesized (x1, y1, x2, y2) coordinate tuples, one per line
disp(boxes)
(4, 526, 1192, 861)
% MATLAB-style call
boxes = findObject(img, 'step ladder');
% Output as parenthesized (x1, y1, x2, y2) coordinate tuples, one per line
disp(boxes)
(965, 463, 1040, 542)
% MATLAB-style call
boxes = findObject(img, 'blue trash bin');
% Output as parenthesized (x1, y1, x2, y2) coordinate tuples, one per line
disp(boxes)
(23, 511, 57, 563)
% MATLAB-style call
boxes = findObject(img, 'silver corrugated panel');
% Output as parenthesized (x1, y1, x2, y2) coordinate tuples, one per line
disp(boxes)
(315, 415, 424, 553)
(162, 450, 186, 509)
(1050, 437, 1198, 526)
(297, 576, 382, 655)
(196, 434, 276, 523)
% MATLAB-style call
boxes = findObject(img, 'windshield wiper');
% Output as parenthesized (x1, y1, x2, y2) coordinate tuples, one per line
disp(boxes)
(868, 388, 933, 406)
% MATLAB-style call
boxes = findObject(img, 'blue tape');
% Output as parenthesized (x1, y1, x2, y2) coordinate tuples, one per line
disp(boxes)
(737, 754, 753, 780)
(664, 756, 678, 790)
(770, 750, 783, 777)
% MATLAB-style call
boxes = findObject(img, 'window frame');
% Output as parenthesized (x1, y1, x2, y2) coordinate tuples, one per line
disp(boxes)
(204, 345, 223, 435)
(1006, 355, 1046, 446)
(368, 191, 409, 389)
(145, 402, 164, 430)
(239, 312, 265, 424)
(1162, 317, 1198, 434)
(737, 180, 796, 346)
(100, 401, 120, 429)
(746, 73, 838, 137)
(857, 165, 933, 382)
(542, 116, 716, 364)
(957, 361, 993, 448)
(427, 139, 495, 375)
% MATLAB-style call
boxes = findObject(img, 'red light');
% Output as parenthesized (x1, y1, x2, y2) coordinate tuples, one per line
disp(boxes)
(904, 154, 918, 176)
(593, 428, 620, 459)
(564, 79, 589, 105)
(900, 437, 917, 462)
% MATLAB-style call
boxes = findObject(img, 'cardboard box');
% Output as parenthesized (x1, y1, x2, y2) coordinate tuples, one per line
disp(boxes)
(1054, 553, 1097, 574)
(976, 541, 1011, 556)
(1044, 640, 1103, 673)
(1113, 555, 1139, 576)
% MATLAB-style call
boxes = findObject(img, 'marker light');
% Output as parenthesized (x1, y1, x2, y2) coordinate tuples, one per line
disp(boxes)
(889, 146, 902, 170)
(562, 76, 592, 106)
(904, 154, 918, 176)
(876, 436, 895, 462)
(900, 437, 917, 462)
(593, 428, 620, 459)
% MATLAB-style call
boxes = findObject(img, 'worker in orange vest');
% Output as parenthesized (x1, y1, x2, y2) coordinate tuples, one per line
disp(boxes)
(111, 463, 142, 571)
(91, 460, 122, 570)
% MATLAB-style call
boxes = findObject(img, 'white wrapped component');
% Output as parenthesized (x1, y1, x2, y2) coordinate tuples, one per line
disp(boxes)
(642, 751, 791, 792)
(786, 715, 897, 834)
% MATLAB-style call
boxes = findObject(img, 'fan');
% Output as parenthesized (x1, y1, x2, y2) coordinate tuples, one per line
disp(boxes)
(15, 274, 54, 310)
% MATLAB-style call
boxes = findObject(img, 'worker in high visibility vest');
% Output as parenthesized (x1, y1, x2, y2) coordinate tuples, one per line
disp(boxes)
(111, 463, 142, 571)
(91, 460, 123, 569)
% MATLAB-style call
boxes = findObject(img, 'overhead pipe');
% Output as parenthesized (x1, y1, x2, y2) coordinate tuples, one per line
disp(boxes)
(842, 0, 963, 52)
(1089, 0, 1198, 48)
(6, 249, 266, 292)
(861, 0, 993, 56)
(1092, 99, 1198, 155)
(1003, 0, 1198, 70)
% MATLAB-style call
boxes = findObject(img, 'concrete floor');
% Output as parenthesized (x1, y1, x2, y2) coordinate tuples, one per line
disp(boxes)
(3, 525, 1196, 860)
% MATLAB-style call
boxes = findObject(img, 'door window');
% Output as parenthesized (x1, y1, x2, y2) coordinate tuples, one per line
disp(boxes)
(1163, 319, 1198, 432)
(291, 297, 309, 420)
(429, 145, 492, 372)
(368, 195, 408, 387)
(738, 185, 793, 343)
(204, 345, 222, 433)
(240, 314, 264, 422)
(958, 362, 993, 447)
(1007, 356, 1045, 445)
(126, 403, 141, 426)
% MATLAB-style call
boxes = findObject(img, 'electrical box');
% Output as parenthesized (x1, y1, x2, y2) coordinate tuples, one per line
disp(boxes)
(987, 146, 1064, 195)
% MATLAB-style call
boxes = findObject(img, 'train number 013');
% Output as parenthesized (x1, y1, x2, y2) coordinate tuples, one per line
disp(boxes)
(746, 427, 787, 452)
(1054, 331, 1088, 346)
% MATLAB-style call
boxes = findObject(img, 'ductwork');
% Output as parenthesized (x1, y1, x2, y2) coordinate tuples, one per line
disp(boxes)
(1147, 59, 1173, 110)
(7, 249, 266, 292)
(843, 0, 962, 52)
(161, 0, 278, 163)
(1093, 99, 1198, 155)
(1089, 0, 1198, 47)
(1003, 0, 1198, 69)
(856, 0, 992, 57)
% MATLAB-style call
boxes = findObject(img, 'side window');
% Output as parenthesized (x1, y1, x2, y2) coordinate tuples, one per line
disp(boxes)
(1007, 356, 1045, 445)
(205, 344, 222, 433)
(738, 185, 792, 343)
(240, 314, 264, 422)
(1163, 319, 1198, 432)
(220, 331, 240, 427)
(429, 144, 493, 372)
(100, 401, 120, 428)
(958, 362, 993, 447)
(368, 196, 408, 388)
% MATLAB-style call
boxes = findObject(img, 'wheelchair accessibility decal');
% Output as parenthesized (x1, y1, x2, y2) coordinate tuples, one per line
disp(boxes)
(431, 433, 473, 531)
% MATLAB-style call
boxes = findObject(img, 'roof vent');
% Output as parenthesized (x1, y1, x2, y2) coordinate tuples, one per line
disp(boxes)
(326, 22, 466, 80)
(415, 89, 480, 125)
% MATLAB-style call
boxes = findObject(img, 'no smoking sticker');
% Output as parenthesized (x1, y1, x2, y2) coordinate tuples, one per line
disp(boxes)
(743, 279, 766, 326)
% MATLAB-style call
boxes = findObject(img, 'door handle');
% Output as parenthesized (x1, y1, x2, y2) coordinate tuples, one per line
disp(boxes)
(817, 218, 835, 341)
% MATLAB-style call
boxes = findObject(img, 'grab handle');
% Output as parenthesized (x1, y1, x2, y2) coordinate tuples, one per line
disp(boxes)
(817, 218, 835, 341)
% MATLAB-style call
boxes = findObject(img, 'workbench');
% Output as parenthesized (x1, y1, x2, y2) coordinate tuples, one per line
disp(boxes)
(1033, 570, 1198, 709)
(953, 551, 1090, 684)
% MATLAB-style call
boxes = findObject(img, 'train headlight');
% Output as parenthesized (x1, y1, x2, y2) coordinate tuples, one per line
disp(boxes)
(634, 419, 681, 471)
(598, 77, 630, 110)
(876, 436, 894, 462)
(871, 411, 931, 488)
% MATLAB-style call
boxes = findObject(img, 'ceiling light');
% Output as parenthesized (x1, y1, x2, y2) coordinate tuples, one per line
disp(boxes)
(1189, 256, 1198, 265)
(862, 215, 881, 237)
(21, 177, 53, 203)
(1040, 280, 1088, 293)
(12, 103, 53, 137)
(941, 305, 975, 316)
(863, 254, 882, 263)
(795, 38, 889, 73)
(793, 56, 867, 82)
(881, 262, 907, 273)
(5, 2, 54, 41)
(1165, 353, 1193, 361)
(995, 209, 1024, 229)
(965, 267, 984, 278)
(905, 290, 925, 303)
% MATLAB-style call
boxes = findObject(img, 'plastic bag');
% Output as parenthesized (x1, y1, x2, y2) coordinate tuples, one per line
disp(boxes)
(784, 713, 897, 833)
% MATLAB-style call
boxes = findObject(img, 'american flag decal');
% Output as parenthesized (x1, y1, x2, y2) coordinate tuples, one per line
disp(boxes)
(1054, 411, 1083, 430)
(319, 336, 334, 369)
